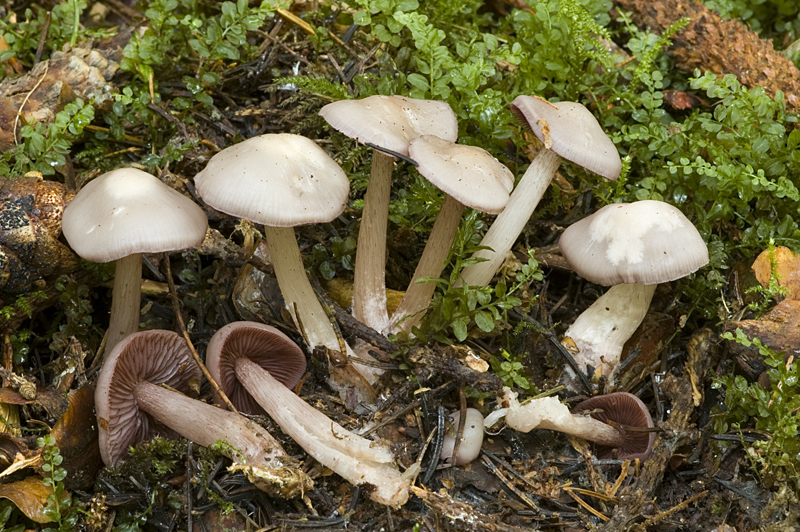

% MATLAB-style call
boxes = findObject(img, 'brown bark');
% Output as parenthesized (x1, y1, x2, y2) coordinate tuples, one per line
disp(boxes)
(614, 0, 800, 110)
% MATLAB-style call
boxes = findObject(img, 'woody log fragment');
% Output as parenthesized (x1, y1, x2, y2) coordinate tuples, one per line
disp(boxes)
(614, 0, 800, 110)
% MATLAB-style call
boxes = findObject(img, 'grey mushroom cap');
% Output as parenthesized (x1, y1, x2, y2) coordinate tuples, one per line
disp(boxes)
(510, 96, 621, 180)
(206, 321, 308, 416)
(319, 95, 458, 156)
(95, 330, 201, 466)
(62, 168, 208, 263)
(194, 134, 350, 227)
(408, 135, 514, 215)
(559, 200, 709, 286)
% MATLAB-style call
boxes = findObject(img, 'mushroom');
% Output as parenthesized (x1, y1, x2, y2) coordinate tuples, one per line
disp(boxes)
(95, 329, 312, 498)
(193, 134, 377, 388)
(486, 388, 654, 460)
(62, 168, 208, 352)
(388, 135, 514, 334)
(440, 408, 485, 466)
(558, 200, 709, 383)
(319, 96, 458, 331)
(572, 392, 656, 460)
(205, 321, 410, 508)
(459, 96, 621, 287)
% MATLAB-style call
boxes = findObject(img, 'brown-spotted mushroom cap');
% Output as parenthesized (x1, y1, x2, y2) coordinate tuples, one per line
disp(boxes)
(193, 133, 350, 227)
(510, 96, 621, 180)
(572, 392, 655, 460)
(559, 200, 709, 286)
(319, 95, 458, 156)
(409, 135, 513, 215)
(95, 330, 201, 466)
(206, 321, 307, 415)
(62, 168, 208, 263)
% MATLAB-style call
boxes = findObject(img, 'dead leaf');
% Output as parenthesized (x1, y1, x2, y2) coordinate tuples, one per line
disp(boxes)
(0, 476, 60, 523)
(751, 246, 800, 299)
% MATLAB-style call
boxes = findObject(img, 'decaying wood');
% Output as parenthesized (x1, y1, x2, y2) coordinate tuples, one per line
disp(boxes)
(0, 47, 120, 150)
(613, 0, 800, 109)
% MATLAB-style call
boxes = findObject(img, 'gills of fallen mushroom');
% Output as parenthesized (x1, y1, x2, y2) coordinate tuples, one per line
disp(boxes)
(319, 96, 458, 332)
(95, 329, 312, 498)
(558, 200, 709, 388)
(486, 388, 655, 460)
(193, 134, 379, 398)
(206, 321, 410, 508)
(62, 168, 208, 353)
(458, 96, 622, 288)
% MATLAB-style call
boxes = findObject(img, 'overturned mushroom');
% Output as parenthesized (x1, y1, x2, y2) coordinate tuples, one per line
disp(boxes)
(95, 329, 312, 498)
(486, 388, 655, 460)
(206, 321, 410, 507)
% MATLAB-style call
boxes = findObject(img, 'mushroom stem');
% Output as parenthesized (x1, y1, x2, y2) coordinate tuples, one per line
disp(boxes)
(132, 379, 311, 498)
(564, 283, 656, 378)
(352, 151, 393, 332)
(504, 395, 625, 447)
(107, 253, 142, 352)
(263, 225, 380, 388)
(388, 194, 465, 334)
(458, 148, 561, 287)
(234, 357, 410, 508)
(134, 380, 288, 467)
(263, 225, 345, 352)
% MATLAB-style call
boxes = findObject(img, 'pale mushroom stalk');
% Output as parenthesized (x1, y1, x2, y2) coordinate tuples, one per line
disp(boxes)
(458, 149, 560, 287)
(133, 380, 295, 471)
(352, 151, 394, 331)
(388, 194, 464, 334)
(264, 226, 381, 387)
(106, 253, 143, 351)
(264, 226, 341, 351)
(385, 135, 513, 334)
(235, 357, 410, 508)
(496, 392, 625, 447)
(563, 283, 656, 378)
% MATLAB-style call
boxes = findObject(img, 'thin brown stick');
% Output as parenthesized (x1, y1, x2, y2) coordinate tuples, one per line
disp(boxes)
(447, 388, 468, 469)
(634, 490, 708, 531)
(163, 254, 237, 413)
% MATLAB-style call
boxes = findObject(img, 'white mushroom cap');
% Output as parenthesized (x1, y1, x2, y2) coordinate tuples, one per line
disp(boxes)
(510, 96, 621, 180)
(194, 134, 349, 227)
(440, 408, 485, 466)
(319, 95, 458, 156)
(559, 200, 709, 286)
(408, 135, 513, 214)
(62, 168, 208, 263)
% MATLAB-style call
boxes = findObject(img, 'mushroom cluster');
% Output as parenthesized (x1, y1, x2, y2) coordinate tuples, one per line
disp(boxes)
(53, 90, 708, 507)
